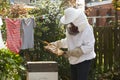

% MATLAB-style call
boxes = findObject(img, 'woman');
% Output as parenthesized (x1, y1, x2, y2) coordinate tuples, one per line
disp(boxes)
(46, 7, 96, 80)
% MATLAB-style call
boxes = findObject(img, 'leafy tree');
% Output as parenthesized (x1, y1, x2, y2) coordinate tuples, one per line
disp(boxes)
(112, 0, 120, 10)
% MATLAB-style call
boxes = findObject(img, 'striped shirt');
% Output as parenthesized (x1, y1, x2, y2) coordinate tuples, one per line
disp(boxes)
(5, 18, 22, 53)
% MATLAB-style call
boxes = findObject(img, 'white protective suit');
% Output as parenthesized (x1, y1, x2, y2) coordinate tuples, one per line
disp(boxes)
(51, 10, 96, 65)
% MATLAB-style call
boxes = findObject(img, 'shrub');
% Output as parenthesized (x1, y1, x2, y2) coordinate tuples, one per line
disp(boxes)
(0, 49, 26, 80)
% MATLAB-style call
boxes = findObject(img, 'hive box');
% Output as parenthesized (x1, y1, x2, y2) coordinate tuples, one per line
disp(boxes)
(27, 61, 58, 80)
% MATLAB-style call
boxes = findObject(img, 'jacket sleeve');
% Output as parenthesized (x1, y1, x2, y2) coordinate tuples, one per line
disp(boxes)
(81, 27, 95, 54)
(50, 38, 68, 48)
(64, 47, 83, 58)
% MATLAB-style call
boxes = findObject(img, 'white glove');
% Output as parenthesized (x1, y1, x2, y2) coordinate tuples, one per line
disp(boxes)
(44, 44, 65, 56)
(50, 40, 62, 48)
(64, 47, 83, 58)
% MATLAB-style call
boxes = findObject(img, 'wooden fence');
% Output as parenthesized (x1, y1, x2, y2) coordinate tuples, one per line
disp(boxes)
(91, 26, 120, 79)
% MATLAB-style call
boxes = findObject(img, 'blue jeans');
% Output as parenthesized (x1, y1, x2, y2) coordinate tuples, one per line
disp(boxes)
(70, 60, 92, 80)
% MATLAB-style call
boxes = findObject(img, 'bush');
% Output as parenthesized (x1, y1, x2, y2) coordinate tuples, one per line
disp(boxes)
(0, 49, 26, 80)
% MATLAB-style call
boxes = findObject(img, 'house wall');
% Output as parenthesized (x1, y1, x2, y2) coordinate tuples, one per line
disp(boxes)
(87, 3, 120, 27)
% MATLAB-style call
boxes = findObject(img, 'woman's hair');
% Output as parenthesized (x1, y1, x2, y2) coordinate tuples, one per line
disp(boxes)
(67, 23, 79, 35)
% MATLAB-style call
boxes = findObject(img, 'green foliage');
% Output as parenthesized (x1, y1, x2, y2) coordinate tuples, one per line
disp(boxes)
(97, 70, 120, 80)
(112, 0, 120, 10)
(29, 0, 65, 42)
(0, 0, 10, 16)
(0, 49, 26, 80)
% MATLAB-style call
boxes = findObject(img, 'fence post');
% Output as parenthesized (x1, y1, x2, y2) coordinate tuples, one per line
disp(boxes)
(115, 0, 118, 27)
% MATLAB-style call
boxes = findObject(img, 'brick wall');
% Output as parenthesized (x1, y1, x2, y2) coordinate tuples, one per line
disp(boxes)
(87, 3, 120, 27)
